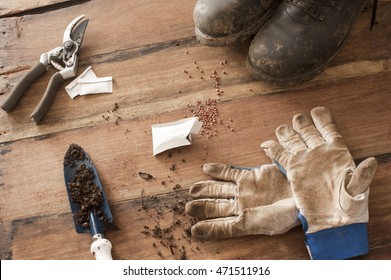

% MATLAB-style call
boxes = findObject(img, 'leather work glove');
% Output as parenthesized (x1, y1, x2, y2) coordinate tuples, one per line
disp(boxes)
(185, 163, 300, 240)
(261, 107, 377, 260)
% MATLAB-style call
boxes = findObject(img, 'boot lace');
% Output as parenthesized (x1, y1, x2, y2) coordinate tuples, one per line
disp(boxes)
(371, 0, 378, 30)
(286, 0, 336, 22)
(286, 0, 379, 30)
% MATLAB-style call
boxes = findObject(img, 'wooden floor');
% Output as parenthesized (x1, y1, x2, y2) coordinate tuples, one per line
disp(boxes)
(0, 0, 390, 260)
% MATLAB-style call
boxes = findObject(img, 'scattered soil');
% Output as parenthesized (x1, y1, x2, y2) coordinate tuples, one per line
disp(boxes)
(139, 189, 199, 260)
(134, 146, 203, 259)
(102, 103, 121, 124)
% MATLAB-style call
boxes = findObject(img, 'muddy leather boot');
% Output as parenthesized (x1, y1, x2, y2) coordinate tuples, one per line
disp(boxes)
(246, 0, 371, 85)
(194, 0, 282, 46)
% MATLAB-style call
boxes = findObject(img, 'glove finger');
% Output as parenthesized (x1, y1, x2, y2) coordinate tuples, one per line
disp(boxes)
(190, 198, 300, 240)
(347, 157, 377, 196)
(310, 107, 344, 144)
(189, 180, 237, 199)
(260, 140, 290, 173)
(185, 198, 236, 219)
(275, 124, 307, 152)
(203, 163, 242, 182)
(241, 198, 300, 235)
(190, 216, 238, 240)
(292, 113, 325, 148)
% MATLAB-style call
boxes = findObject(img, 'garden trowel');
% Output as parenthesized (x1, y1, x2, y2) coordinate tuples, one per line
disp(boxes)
(63, 143, 114, 260)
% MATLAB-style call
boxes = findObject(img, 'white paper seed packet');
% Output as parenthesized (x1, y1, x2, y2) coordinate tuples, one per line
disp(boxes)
(78, 76, 113, 96)
(151, 117, 203, 156)
(65, 66, 113, 99)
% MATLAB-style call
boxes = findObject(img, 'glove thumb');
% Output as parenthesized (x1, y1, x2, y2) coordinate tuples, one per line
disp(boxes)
(340, 157, 377, 217)
(346, 157, 377, 196)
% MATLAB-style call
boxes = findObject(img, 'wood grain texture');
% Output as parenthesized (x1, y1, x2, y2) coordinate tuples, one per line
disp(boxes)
(4, 159, 391, 260)
(0, 1, 390, 143)
(0, 0, 87, 18)
(0, 0, 390, 260)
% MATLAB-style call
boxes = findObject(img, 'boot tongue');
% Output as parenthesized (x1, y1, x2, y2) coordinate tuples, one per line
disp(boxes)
(285, 0, 336, 24)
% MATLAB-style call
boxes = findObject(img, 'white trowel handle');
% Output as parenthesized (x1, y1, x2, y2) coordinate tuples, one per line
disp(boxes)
(90, 234, 113, 260)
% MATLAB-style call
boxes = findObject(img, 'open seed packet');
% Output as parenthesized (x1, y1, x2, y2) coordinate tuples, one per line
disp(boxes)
(65, 66, 113, 99)
(151, 117, 203, 156)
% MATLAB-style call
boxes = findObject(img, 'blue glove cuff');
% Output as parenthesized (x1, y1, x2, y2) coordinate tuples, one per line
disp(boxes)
(298, 214, 369, 260)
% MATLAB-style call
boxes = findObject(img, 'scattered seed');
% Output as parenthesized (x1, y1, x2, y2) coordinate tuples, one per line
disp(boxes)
(181, 59, 236, 138)
(187, 98, 218, 129)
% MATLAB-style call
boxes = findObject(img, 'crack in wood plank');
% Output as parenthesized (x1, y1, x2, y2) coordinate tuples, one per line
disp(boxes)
(0, 0, 90, 18)
(85, 37, 198, 66)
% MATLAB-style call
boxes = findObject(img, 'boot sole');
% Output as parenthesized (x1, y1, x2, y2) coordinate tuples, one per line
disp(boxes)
(195, 26, 256, 47)
(195, 2, 280, 47)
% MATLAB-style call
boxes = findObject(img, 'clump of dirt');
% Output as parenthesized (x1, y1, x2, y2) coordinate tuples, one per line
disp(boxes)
(138, 172, 154, 181)
(64, 143, 85, 167)
(65, 144, 110, 229)
(68, 164, 107, 227)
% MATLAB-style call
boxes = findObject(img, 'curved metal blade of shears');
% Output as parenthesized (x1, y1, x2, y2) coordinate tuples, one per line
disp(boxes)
(63, 15, 89, 47)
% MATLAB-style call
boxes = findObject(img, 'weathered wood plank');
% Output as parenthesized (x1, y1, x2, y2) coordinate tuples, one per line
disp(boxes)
(0, 0, 389, 69)
(0, 0, 196, 75)
(0, 48, 390, 144)
(0, 0, 84, 18)
(0, 72, 390, 223)
(4, 158, 390, 260)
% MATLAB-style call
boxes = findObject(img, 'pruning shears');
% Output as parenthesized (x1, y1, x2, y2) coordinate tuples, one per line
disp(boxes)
(1, 15, 89, 123)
